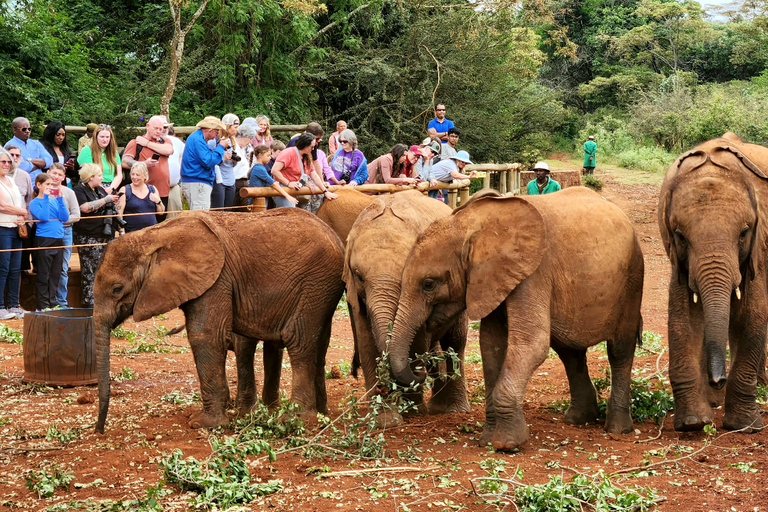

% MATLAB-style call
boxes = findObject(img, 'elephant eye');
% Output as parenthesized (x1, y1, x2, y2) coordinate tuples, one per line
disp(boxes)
(355, 271, 365, 284)
(739, 228, 750, 241)
(674, 229, 687, 246)
(112, 284, 123, 296)
(421, 278, 437, 292)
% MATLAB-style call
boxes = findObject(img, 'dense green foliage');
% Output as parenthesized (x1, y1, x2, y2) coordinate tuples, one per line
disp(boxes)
(2, 0, 768, 164)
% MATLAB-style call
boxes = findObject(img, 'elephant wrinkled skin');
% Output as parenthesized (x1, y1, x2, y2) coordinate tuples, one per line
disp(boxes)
(94, 210, 345, 433)
(390, 187, 644, 451)
(345, 190, 470, 426)
(659, 132, 768, 433)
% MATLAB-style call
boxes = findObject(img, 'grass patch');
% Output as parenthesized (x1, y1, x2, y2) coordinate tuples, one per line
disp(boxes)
(0, 325, 23, 344)
(582, 175, 604, 191)
(25, 464, 75, 498)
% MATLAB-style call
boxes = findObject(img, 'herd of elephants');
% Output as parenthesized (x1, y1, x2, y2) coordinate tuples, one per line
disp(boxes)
(91, 133, 767, 452)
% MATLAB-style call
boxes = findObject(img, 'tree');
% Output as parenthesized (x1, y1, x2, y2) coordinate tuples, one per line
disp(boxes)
(161, 0, 210, 119)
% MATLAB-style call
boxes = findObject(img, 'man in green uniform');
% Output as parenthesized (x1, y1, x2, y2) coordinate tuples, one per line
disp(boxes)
(527, 161, 561, 195)
(583, 135, 597, 176)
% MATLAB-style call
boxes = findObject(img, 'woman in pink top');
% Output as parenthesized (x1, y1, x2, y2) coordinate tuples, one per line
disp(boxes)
(366, 144, 422, 185)
(252, 116, 274, 147)
(271, 132, 337, 208)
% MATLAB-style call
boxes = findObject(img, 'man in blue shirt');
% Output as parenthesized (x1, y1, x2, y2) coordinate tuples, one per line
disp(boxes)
(5, 117, 52, 180)
(427, 104, 455, 143)
(180, 116, 229, 210)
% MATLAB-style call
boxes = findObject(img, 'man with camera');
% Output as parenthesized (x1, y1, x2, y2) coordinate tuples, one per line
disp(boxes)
(122, 115, 174, 220)
(180, 116, 230, 211)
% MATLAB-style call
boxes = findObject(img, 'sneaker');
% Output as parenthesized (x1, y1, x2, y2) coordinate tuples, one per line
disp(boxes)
(0, 309, 15, 321)
(8, 307, 26, 319)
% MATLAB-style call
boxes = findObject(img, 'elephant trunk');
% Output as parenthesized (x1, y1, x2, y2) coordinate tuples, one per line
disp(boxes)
(698, 270, 734, 390)
(389, 302, 425, 387)
(367, 279, 402, 354)
(95, 312, 114, 434)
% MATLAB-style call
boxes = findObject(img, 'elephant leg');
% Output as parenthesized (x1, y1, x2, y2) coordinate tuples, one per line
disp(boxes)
(476, 304, 508, 448)
(428, 318, 470, 415)
(489, 297, 550, 452)
(183, 299, 232, 429)
(551, 343, 599, 426)
(605, 332, 636, 434)
(262, 341, 284, 409)
(313, 320, 332, 415)
(668, 283, 713, 431)
(232, 334, 258, 417)
(722, 306, 767, 432)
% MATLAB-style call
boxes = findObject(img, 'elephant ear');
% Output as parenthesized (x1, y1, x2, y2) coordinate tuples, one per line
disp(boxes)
(133, 214, 225, 321)
(462, 197, 546, 320)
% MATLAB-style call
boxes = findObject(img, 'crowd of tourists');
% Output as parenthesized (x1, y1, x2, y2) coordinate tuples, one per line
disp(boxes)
(0, 104, 485, 318)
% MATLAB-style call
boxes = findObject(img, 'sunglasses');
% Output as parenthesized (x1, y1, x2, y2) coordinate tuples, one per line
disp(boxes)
(339, 139, 349, 144)
(0, 160, 12, 165)
(436, 109, 446, 111)
(19, 127, 31, 132)
(98, 124, 112, 130)
(9, 153, 21, 158)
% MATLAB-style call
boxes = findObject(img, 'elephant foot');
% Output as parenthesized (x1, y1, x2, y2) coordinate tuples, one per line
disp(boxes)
(490, 423, 530, 452)
(478, 427, 495, 447)
(563, 403, 599, 426)
(722, 410, 765, 433)
(605, 409, 634, 434)
(188, 409, 228, 429)
(427, 394, 471, 415)
(675, 404, 714, 432)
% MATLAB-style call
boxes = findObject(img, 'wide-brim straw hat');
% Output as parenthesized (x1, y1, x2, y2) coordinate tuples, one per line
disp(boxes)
(196, 116, 226, 131)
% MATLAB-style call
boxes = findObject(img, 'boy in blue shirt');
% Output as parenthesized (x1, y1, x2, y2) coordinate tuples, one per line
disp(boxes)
(249, 145, 297, 207)
(29, 173, 70, 310)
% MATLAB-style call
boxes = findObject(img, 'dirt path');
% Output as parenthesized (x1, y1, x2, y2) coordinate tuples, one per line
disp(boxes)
(0, 173, 765, 512)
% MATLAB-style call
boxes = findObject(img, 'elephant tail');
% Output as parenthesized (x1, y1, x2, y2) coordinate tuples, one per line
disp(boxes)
(635, 315, 644, 348)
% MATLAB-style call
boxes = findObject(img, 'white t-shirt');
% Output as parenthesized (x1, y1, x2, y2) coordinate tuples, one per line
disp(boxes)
(0, 176, 23, 228)
(168, 136, 185, 187)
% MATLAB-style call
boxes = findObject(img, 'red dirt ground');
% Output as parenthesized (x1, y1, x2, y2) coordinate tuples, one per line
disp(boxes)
(0, 173, 766, 511)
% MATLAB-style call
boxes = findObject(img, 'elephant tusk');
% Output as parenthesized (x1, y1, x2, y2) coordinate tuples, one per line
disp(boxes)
(693, 292, 698, 304)
(735, 288, 741, 300)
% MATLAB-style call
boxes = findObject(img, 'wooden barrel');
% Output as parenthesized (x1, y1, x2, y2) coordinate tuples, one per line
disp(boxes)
(23, 309, 97, 386)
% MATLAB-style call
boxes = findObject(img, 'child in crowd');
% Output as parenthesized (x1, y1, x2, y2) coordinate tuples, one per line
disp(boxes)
(266, 140, 286, 173)
(249, 145, 297, 207)
(29, 173, 70, 310)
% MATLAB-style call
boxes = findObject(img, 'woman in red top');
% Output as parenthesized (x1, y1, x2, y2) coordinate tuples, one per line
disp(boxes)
(270, 132, 337, 208)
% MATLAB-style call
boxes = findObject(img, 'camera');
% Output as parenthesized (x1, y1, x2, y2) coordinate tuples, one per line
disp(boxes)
(230, 152, 242, 163)
(102, 203, 127, 237)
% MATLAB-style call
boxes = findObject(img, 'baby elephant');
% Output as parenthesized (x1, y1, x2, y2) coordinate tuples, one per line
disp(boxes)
(389, 187, 644, 451)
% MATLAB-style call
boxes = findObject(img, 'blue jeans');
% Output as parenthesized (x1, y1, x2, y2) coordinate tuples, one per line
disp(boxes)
(211, 182, 236, 209)
(272, 185, 297, 209)
(0, 227, 22, 309)
(56, 226, 73, 306)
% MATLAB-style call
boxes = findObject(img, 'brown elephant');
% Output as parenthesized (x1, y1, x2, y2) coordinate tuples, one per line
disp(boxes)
(94, 210, 345, 433)
(317, 188, 375, 245)
(345, 190, 469, 425)
(389, 187, 644, 451)
(659, 132, 768, 432)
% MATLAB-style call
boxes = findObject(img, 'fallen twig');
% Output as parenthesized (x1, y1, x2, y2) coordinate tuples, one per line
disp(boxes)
(318, 465, 441, 478)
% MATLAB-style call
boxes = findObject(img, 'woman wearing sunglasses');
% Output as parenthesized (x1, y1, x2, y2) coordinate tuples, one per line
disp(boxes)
(0, 148, 30, 319)
(329, 129, 368, 186)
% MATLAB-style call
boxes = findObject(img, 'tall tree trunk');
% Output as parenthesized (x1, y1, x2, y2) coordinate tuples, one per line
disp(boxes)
(160, 0, 210, 120)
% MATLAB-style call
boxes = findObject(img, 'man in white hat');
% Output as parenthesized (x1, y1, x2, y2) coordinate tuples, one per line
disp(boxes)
(180, 116, 230, 210)
(583, 135, 597, 176)
(428, 150, 478, 203)
(527, 161, 561, 195)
